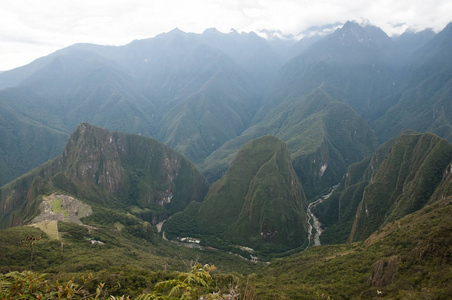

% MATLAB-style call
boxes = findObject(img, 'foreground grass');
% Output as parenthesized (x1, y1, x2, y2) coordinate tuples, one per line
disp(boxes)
(251, 197, 452, 299)
(1, 197, 451, 299)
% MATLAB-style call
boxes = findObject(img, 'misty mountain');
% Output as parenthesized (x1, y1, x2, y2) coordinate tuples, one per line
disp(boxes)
(266, 20, 397, 117)
(0, 28, 274, 182)
(393, 28, 435, 62)
(1, 20, 451, 198)
(202, 21, 394, 197)
(200, 28, 284, 88)
(5, 49, 155, 135)
(219, 22, 450, 199)
(371, 23, 452, 142)
(38, 28, 283, 100)
(0, 97, 67, 185)
(1, 20, 452, 299)
(202, 89, 379, 199)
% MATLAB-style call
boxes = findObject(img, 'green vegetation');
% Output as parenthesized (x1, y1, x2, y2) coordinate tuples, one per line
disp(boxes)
(0, 123, 209, 228)
(0, 220, 258, 277)
(49, 198, 70, 218)
(1, 21, 452, 300)
(315, 131, 452, 243)
(0, 98, 68, 186)
(30, 221, 59, 240)
(0, 271, 107, 299)
(1, 194, 451, 299)
(166, 136, 308, 254)
(251, 195, 452, 299)
(135, 264, 219, 299)
(202, 89, 379, 199)
(156, 63, 260, 165)
(0, 264, 252, 299)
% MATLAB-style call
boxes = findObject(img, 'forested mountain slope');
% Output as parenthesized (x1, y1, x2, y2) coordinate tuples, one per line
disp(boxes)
(0, 123, 209, 228)
(314, 131, 452, 243)
(371, 23, 452, 142)
(0, 21, 450, 200)
(165, 135, 307, 253)
(0, 20, 452, 300)
(202, 89, 379, 198)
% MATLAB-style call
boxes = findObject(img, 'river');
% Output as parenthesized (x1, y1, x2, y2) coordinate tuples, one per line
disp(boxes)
(156, 218, 169, 241)
(306, 186, 337, 246)
(157, 186, 336, 256)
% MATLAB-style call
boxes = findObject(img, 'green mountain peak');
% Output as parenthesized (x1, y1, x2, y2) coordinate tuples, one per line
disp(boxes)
(165, 135, 307, 253)
(0, 123, 209, 228)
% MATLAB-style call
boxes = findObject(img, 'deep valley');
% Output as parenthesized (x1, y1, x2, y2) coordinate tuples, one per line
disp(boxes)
(1, 20, 451, 299)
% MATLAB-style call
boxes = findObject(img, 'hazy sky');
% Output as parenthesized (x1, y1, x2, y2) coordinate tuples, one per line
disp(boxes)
(1, 0, 451, 71)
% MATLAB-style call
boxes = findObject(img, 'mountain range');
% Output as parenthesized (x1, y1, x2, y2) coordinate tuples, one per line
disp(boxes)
(1, 20, 452, 299)
(1, 21, 449, 188)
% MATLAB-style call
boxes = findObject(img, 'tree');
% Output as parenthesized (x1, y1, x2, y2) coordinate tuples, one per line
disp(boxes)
(21, 235, 41, 269)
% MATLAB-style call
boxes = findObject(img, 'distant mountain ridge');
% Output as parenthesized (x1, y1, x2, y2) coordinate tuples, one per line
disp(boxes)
(0, 20, 450, 195)
(202, 89, 379, 199)
(0, 27, 276, 184)
(1, 20, 452, 299)
(371, 23, 452, 142)
(0, 98, 68, 185)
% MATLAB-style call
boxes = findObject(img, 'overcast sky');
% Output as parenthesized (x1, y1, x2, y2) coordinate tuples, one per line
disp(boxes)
(1, 0, 451, 71)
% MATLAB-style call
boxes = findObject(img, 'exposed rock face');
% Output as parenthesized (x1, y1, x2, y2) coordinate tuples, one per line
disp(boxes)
(370, 256, 400, 287)
(0, 123, 209, 228)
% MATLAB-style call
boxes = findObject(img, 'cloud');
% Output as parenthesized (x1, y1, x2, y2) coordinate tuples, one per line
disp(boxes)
(0, 0, 451, 70)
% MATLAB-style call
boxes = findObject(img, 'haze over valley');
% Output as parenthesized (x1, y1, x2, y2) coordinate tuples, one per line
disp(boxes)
(0, 14, 452, 299)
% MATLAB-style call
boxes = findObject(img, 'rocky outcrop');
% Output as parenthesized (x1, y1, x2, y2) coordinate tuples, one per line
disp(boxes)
(370, 256, 400, 287)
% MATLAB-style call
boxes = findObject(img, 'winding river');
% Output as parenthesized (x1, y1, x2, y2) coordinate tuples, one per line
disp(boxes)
(306, 186, 337, 246)
(157, 185, 337, 255)
(156, 218, 169, 241)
